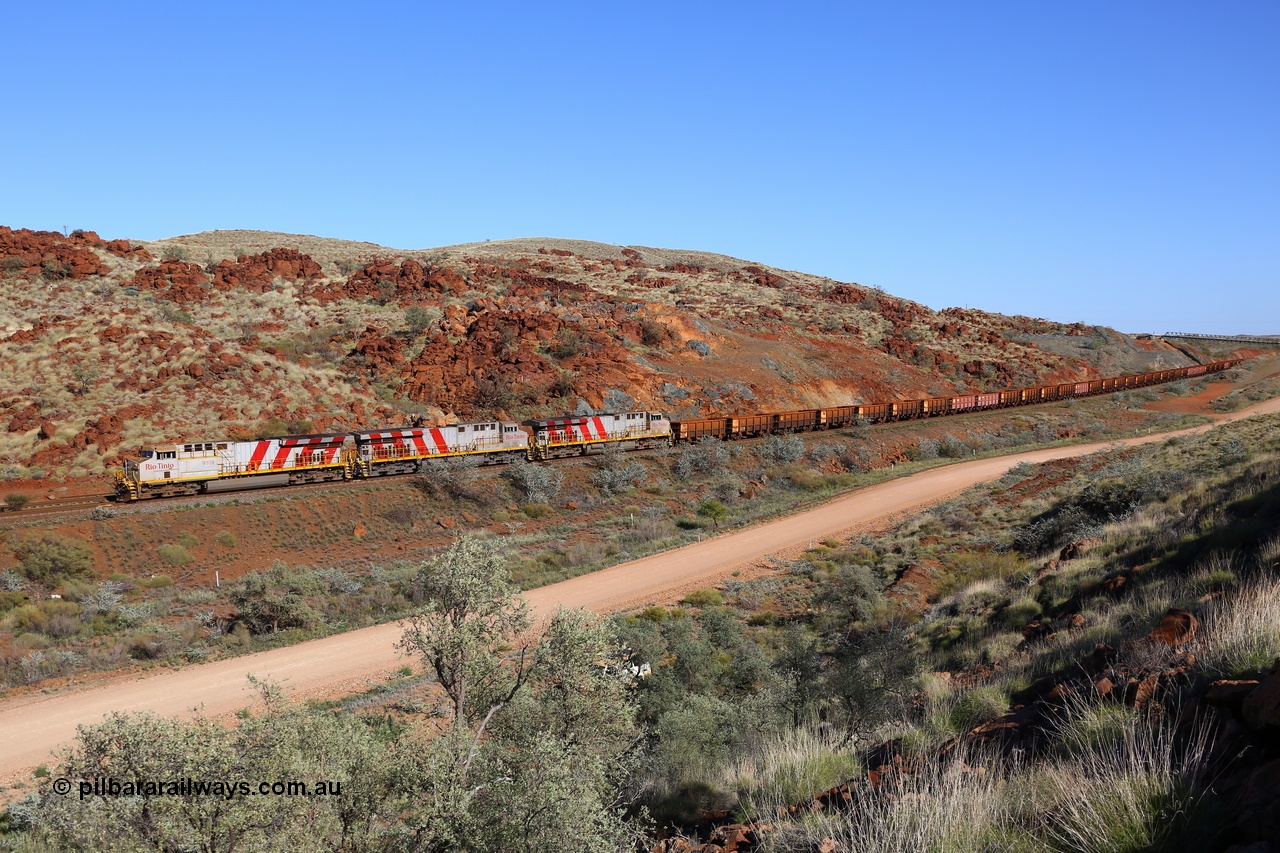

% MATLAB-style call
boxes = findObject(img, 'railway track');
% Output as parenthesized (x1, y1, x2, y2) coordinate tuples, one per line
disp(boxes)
(1, 494, 112, 518)
(0, 357, 1251, 518)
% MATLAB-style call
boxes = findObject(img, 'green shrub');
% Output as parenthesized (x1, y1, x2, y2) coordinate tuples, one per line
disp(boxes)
(3, 494, 29, 511)
(176, 532, 199, 549)
(214, 531, 237, 548)
(520, 503, 554, 519)
(673, 438, 729, 478)
(157, 544, 193, 568)
(404, 305, 438, 336)
(548, 328, 588, 359)
(140, 575, 174, 589)
(255, 416, 289, 439)
(682, 589, 724, 607)
(9, 600, 82, 638)
(757, 434, 805, 465)
(13, 535, 93, 585)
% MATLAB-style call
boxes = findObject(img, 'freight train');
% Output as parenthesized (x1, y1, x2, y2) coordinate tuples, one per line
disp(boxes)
(113, 359, 1241, 501)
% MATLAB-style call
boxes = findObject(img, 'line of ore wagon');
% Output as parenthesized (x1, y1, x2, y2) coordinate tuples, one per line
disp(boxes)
(113, 359, 1241, 501)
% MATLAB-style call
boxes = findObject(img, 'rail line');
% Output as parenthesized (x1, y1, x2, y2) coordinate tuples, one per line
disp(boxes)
(110, 359, 1243, 502)
(0, 358, 1251, 519)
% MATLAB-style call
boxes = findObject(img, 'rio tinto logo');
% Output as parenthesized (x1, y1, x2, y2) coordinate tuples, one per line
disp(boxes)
(144, 462, 176, 471)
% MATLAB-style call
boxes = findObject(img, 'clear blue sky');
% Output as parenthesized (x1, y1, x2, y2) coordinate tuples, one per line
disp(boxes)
(3, 2, 1276, 334)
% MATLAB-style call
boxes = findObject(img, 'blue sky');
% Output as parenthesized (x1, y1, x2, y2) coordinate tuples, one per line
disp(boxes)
(3, 2, 1276, 334)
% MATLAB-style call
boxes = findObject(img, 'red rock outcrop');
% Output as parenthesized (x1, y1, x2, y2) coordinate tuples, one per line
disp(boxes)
(0, 226, 110, 279)
(130, 260, 210, 303)
(101, 238, 152, 260)
(6, 403, 43, 433)
(347, 326, 406, 374)
(307, 258, 466, 304)
(824, 284, 870, 304)
(1242, 659, 1280, 731)
(210, 248, 323, 292)
(73, 406, 147, 451)
(396, 301, 648, 413)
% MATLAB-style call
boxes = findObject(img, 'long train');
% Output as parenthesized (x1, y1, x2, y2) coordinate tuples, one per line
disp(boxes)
(113, 359, 1241, 501)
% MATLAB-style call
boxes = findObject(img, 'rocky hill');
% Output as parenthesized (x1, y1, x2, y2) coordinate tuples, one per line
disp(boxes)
(0, 226, 1202, 480)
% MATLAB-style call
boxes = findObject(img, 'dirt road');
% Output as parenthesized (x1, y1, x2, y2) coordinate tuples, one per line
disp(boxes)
(3, 397, 1277, 780)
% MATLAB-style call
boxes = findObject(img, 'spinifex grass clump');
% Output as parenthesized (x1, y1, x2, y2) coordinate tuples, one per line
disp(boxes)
(1199, 565, 1280, 678)
(762, 705, 1222, 853)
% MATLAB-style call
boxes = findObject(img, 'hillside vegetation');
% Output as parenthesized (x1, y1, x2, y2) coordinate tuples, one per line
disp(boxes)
(0, 225, 1212, 482)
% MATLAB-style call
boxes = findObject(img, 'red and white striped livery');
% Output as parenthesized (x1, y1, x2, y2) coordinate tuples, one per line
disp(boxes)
(350, 420, 530, 476)
(523, 411, 672, 460)
(116, 433, 352, 499)
(112, 360, 1243, 501)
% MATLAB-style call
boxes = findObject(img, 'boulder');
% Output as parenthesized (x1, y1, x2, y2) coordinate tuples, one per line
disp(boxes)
(1242, 659, 1280, 730)
(1204, 679, 1259, 709)
(1147, 609, 1199, 646)
(1059, 538, 1102, 560)
(1235, 758, 1280, 844)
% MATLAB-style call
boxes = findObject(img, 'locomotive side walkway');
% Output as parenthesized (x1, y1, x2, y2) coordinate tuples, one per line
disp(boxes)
(2, 396, 1279, 781)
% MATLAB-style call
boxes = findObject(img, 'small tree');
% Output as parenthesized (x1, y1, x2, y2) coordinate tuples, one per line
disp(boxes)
(828, 628, 920, 744)
(70, 363, 99, 395)
(32, 681, 400, 852)
(398, 536, 532, 729)
(696, 499, 728, 528)
(398, 542, 645, 851)
(774, 623, 823, 728)
(4, 494, 29, 512)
